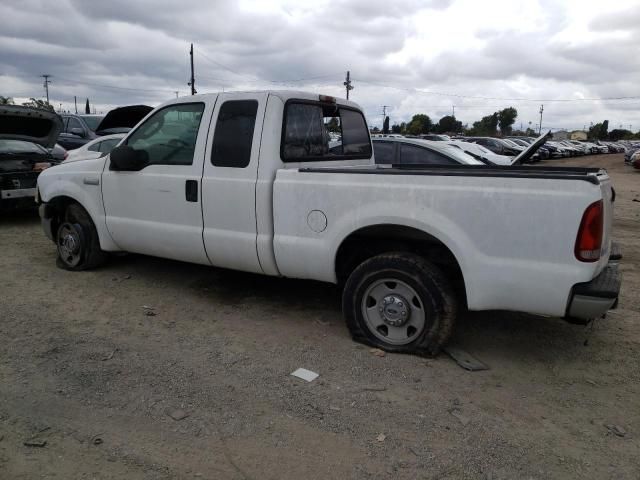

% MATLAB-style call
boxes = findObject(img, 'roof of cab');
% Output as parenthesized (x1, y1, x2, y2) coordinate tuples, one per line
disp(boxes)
(158, 90, 363, 110)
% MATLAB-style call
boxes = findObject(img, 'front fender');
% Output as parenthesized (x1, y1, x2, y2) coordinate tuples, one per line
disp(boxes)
(37, 160, 120, 251)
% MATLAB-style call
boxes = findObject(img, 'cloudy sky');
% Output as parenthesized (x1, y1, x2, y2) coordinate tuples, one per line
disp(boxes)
(1, 0, 639, 131)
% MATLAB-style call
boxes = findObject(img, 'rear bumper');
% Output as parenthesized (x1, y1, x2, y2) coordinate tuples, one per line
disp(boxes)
(566, 262, 621, 320)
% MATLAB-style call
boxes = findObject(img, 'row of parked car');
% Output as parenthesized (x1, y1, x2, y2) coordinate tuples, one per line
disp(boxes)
(0, 105, 151, 211)
(370, 132, 639, 168)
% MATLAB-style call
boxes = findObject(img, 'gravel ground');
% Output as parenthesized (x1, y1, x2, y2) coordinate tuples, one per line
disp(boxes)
(1, 154, 639, 479)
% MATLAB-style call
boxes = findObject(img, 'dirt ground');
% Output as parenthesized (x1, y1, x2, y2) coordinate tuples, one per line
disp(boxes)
(1, 154, 638, 479)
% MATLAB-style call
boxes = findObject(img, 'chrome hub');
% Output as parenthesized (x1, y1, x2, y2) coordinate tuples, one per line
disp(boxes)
(63, 234, 79, 254)
(380, 294, 410, 327)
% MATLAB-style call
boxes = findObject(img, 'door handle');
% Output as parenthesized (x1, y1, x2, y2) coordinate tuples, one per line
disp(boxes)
(185, 179, 198, 202)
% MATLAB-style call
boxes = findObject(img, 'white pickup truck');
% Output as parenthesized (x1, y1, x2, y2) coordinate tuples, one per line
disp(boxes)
(35, 91, 621, 355)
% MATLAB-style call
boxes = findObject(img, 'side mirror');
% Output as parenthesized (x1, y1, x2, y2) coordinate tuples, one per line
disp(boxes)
(109, 145, 148, 171)
(70, 127, 85, 137)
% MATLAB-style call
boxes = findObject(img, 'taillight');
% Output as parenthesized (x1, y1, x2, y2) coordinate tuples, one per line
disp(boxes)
(575, 200, 603, 262)
(64, 151, 69, 160)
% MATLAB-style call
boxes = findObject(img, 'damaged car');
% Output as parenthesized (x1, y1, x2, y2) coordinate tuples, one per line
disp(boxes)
(57, 105, 152, 150)
(0, 105, 63, 211)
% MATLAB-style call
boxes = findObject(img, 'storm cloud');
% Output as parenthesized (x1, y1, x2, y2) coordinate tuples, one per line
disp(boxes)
(1, 0, 638, 131)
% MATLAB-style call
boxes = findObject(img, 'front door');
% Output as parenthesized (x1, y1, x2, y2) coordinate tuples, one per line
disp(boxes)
(101, 99, 216, 265)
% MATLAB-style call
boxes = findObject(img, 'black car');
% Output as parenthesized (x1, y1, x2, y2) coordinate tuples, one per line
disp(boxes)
(57, 105, 153, 150)
(0, 105, 62, 211)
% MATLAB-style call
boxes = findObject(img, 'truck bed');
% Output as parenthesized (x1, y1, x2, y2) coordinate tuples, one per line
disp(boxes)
(273, 164, 612, 318)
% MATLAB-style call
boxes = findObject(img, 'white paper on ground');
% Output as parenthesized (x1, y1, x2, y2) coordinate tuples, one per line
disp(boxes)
(290, 368, 319, 382)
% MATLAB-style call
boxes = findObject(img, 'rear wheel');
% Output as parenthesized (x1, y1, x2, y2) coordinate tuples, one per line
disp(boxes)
(342, 252, 457, 355)
(56, 203, 108, 270)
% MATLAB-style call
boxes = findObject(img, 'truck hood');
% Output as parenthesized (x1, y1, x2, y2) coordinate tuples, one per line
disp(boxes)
(95, 105, 152, 135)
(512, 131, 551, 164)
(0, 105, 63, 148)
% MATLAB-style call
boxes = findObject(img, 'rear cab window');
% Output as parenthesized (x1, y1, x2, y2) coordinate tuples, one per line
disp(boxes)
(281, 100, 371, 162)
(211, 100, 258, 168)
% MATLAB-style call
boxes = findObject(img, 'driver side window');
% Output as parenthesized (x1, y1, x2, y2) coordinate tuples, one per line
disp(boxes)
(125, 103, 205, 166)
(66, 117, 83, 135)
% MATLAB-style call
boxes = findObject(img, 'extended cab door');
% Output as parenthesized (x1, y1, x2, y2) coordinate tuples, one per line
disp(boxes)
(101, 98, 215, 265)
(201, 92, 267, 273)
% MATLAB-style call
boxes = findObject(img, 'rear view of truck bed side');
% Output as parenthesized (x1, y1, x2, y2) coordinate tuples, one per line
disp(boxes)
(272, 164, 618, 353)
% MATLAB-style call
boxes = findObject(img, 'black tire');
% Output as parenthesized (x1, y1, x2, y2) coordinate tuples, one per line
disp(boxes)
(342, 252, 457, 355)
(56, 203, 108, 271)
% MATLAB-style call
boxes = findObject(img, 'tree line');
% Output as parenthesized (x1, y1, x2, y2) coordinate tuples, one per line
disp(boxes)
(372, 107, 521, 137)
(588, 120, 639, 141)
(0, 96, 93, 114)
(373, 107, 639, 140)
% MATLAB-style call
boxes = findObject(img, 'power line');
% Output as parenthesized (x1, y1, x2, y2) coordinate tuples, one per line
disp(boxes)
(353, 78, 640, 103)
(54, 76, 178, 94)
(6, 70, 638, 103)
(196, 49, 343, 85)
(196, 50, 259, 81)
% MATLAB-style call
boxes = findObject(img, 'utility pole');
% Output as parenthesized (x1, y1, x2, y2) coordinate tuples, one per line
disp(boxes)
(343, 71, 354, 100)
(538, 104, 544, 134)
(74, 96, 78, 114)
(452, 105, 455, 117)
(41, 74, 51, 104)
(381, 105, 390, 127)
(188, 43, 196, 95)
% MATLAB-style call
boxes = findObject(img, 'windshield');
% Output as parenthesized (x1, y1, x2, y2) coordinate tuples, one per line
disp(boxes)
(80, 115, 105, 131)
(0, 139, 47, 155)
(501, 139, 520, 147)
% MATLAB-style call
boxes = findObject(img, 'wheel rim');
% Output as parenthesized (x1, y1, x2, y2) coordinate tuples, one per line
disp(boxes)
(361, 278, 426, 346)
(57, 223, 83, 267)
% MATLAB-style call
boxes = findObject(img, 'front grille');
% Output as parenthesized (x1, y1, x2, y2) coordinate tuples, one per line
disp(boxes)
(0, 172, 39, 190)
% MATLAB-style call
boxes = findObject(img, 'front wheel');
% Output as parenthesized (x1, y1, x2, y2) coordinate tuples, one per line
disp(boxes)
(342, 252, 457, 355)
(56, 204, 108, 271)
